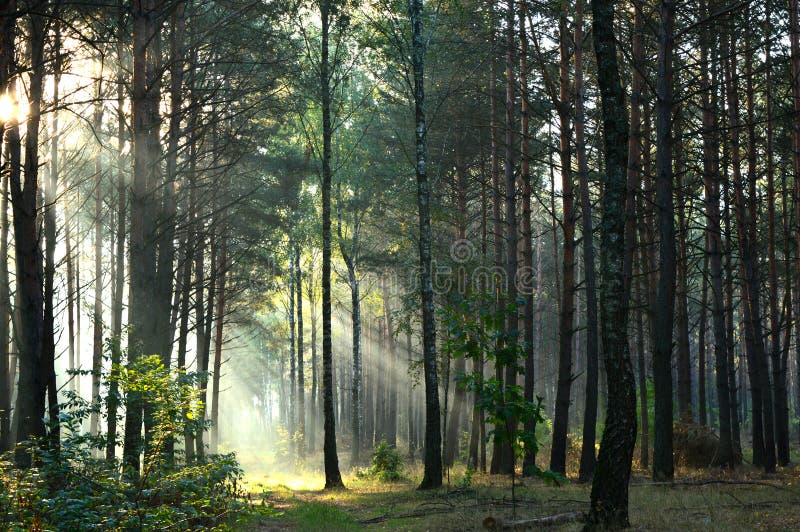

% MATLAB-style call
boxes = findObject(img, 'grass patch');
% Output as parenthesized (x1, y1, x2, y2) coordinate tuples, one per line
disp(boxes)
(282, 500, 358, 531)
(246, 457, 800, 530)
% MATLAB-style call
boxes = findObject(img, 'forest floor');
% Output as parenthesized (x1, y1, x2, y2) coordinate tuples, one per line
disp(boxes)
(242, 457, 800, 530)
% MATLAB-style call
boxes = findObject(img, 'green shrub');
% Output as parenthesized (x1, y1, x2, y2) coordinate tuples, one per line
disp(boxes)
(0, 354, 263, 530)
(370, 440, 403, 482)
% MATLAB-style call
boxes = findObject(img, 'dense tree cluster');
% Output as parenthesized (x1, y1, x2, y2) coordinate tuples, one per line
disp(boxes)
(1, 0, 800, 527)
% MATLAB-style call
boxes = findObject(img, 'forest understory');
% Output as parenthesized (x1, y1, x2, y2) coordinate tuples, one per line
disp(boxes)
(248, 451, 800, 531)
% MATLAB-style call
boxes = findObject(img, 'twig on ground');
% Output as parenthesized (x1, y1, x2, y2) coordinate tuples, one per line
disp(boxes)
(482, 511, 587, 530)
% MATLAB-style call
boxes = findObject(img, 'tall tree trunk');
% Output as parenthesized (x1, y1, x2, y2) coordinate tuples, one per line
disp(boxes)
(410, 0, 442, 490)
(498, 0, 518, 477)
(575, 0, 598, 482)
(107, 0, 127, 461)
(445, 154, 468, 466)
(518, 0, 537, 476)
(698, 247, 708, 427)
(407, 331, 417, 460)
(0, 128, 9, 453)
(652, 0, 676, 483)
(90, 72, 105, 438)
(288, 242, 296, 450)
(763, 3, 790, 466)
(722, 147, 742, 461)
(0, 0, 13, 455)
(196, 216, 217, 460)
(43, 12, 62, 451)
(724, 24, 770, 470)
(336, 186, 362, 464)
(635, 247, 649, 469)
(210, 235, 227, 453)
(12, 2, 48, 467)
(320, 0, 344, 489)
(125, 0, 163, 473)
(701, 11, 733, 461)
(489, 27, 506, 475)
(789, 0, 800, 454)
(628, 0, 647, 472)
(295, 243, 305, 458)
(551, 2, 575, 478)
(586, 0, 637, 526)
(675, 169, 691, 422)
(307, 279, 318, 453)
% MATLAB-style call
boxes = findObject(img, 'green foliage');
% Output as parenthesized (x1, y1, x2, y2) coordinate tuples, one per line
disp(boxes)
(358, 440, 404, 482)
(440, 294, 565, 486)
(456, 468, 475, 488)
(0, 355, 262, 530)
(283, 500, 358, 531)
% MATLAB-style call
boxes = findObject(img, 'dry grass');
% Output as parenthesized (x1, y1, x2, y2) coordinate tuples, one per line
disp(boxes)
(246, 459, 800, 531)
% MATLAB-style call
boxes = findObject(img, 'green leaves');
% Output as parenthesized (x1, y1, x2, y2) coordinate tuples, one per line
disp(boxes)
(439, 293, 562, 486)
(0, 355, 260, 530)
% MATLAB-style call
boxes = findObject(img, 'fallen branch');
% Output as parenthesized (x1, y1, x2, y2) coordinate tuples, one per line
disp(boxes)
(357, 507, 455, 525)
(483, 511, 587, 530)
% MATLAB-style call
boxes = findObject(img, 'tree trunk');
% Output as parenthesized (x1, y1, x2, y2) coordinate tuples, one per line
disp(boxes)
(698, 248, 708, 428)
(42, 12, 62, 452)
(0, 124, 9, 453)
(307, 278, 318, 453)
(575, 0, 598, 483)
(499, 0, 518, 477)
(410, 0, 442, 490)
(125, 0, 163, 473)
(445, 154, 468, 467)
(0, 0, 13, 455)
(12, 3, 48, 467)
(320, 0, 344, 489)
(651, 0, 676, 483)
(90, 73, 105, 438)
(628, 0, 647, 473)
(210, 235, 227, 453)
(295, 244, 306, 458)
(196, 217, 217, 459)
(586, 0, 637, 527)
(763, 3, 790, 466)
(518, 0, 537, 477)
(724, 25, 770, 470)
(789, 0, 800, 456)
(107, 1, 127, 461)
(288, 243, 296, 450)
(384, 279, 398, 449)
(551, 2, 575, 478)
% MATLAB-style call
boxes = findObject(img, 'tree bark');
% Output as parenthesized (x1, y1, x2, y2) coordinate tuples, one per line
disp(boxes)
(107, 0, 127, 461)
(410, 0, 442, 490)
(790, 0, 800, 456)
(763, 3, 790, 466)
(11, 2, 48, 467)
(90, 71, 105, 438)
(210, 235, 227, 453)
(551, 1, 575, 478)
(651, 0, 676, 483)
(295, 243, 306, 458)
(320, 0, 344, 489)
(586, 0, 637, 527)
(575, 0, 598, 483)
(125, 0, 163, 473)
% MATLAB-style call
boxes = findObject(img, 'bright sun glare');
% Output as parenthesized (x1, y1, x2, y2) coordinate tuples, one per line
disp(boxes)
(0, 94, 15, 123)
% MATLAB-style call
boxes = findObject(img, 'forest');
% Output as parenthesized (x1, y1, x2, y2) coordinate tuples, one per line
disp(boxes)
(1, 0, 800, 529)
